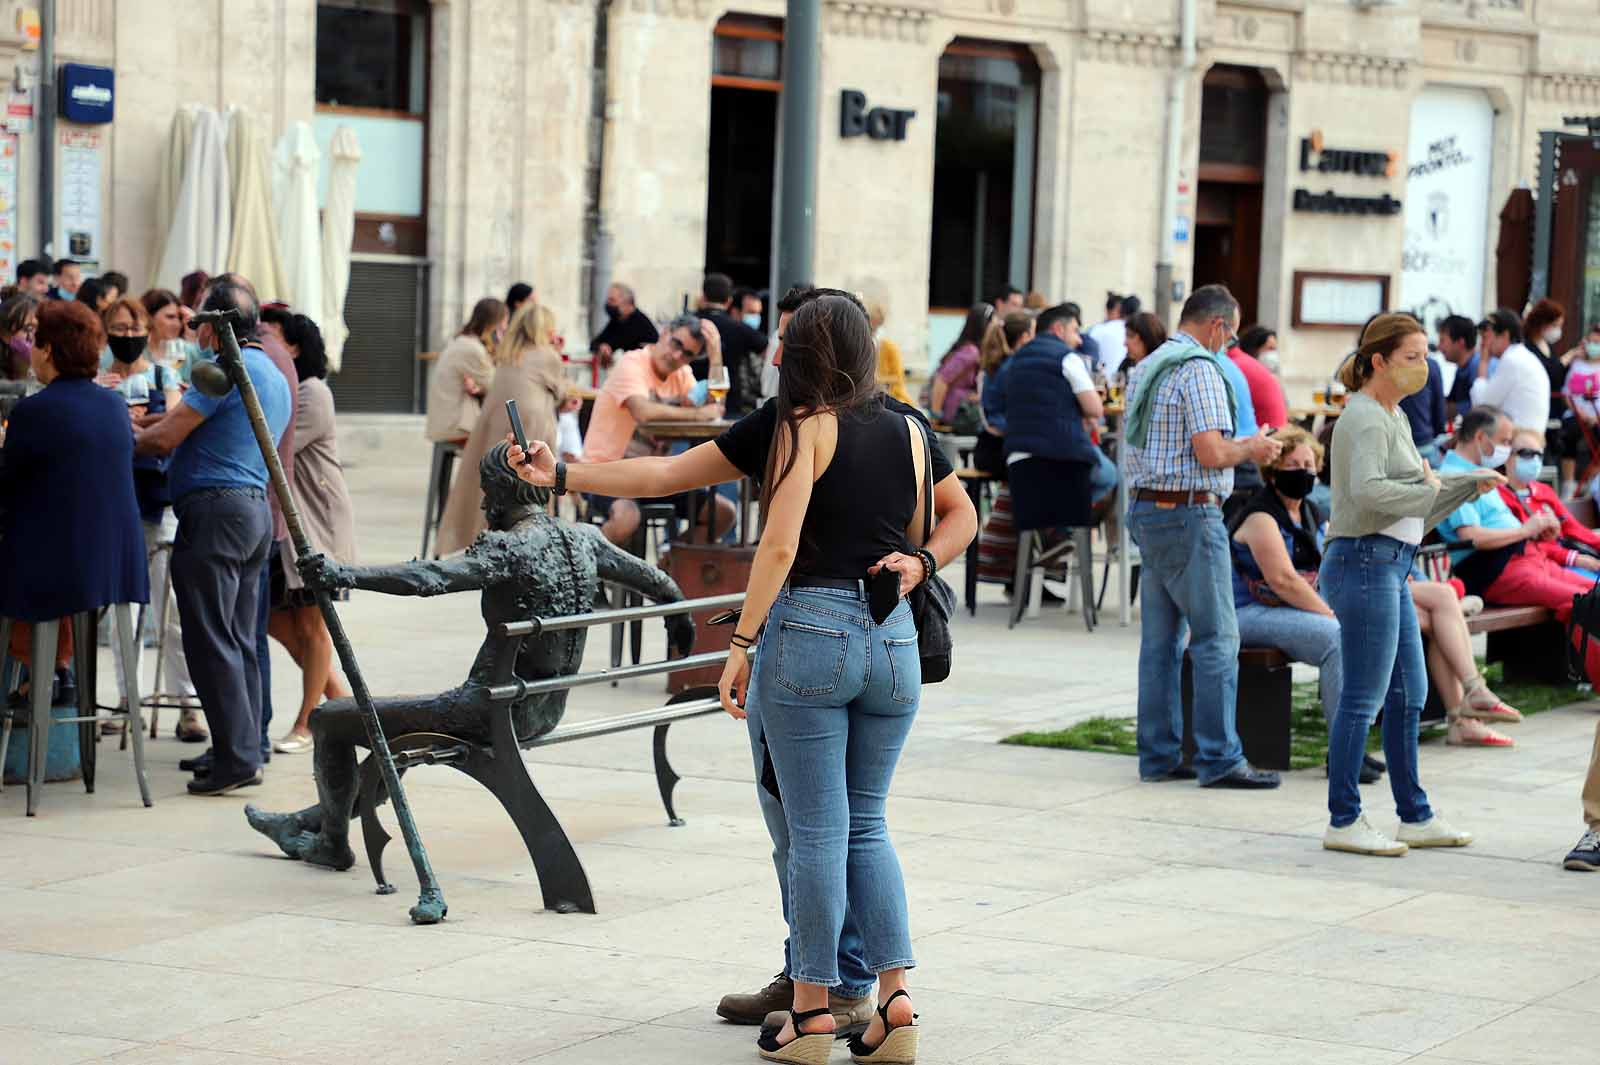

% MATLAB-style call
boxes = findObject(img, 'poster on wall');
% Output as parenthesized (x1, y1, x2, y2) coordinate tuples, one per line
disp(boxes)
(0, 134, 18, 283)
(59, 128, 102, 265)
(1401, 86, 1494, 333)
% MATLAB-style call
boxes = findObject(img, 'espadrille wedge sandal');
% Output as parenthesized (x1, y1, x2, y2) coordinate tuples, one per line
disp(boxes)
(757, 1006, 837, 1065)
(847, 989, 918, 1065)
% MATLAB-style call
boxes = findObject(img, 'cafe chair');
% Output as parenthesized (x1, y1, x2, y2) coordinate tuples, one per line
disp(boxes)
(0, 607, 152, 816)
(419, 440, 464, 560)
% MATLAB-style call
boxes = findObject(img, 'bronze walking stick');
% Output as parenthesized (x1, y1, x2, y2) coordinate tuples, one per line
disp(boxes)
(190, 310, 447, 924)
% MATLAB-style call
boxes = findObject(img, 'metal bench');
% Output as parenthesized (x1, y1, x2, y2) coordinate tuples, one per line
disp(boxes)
(354, 593, 740, 915)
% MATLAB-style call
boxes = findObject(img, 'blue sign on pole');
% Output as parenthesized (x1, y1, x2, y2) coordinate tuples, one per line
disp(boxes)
(1174, 216, 1190, 243)
(59, 64, 114, 124)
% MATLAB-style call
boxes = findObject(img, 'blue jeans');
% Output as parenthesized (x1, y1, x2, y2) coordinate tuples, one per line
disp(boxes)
(751, 585, 919, 989)
(256, 542, 278, 759)
(1321, 536, 1433, 829)
(1129, 501, 1245, 783)
(1235, 601, 1342, 723)
(1089, 447, 1119, 505)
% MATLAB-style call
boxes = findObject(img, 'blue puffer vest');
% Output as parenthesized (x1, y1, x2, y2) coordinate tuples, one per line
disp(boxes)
(1000, 336, 1099, 465)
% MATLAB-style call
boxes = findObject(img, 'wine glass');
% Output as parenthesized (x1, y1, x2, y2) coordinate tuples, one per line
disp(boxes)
(707, 366, 730, 408)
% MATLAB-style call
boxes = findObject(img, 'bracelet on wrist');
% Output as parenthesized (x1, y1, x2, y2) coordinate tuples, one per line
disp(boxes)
(730, 632, 756, 650)
(914, 549, 937, 581)
(553, 460, 568, 497)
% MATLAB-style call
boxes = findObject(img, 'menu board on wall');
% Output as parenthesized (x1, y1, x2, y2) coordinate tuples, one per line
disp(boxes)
(0, 134, 17, 281)
(59, 128, 102, 265)
(1401, 86, 1494, 333)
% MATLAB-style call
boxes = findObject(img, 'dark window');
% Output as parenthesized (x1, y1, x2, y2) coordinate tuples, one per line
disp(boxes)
(928, 42, 1039, 309)
(315, 0, 426, 114)
(1199, 65, 1268, 170)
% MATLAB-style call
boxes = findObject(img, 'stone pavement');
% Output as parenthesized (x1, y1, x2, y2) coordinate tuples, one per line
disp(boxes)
(3, 415, 1597, 1065)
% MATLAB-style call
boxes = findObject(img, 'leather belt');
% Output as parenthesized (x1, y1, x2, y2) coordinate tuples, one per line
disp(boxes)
(1135, 488, 1221, 507)
(787, 576, 865, 594)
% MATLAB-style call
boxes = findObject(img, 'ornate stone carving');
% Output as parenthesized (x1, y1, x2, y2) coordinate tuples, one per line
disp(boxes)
(824, 2, 935, 44)
(1297, 51, 1410, 91)
(624, 0, 714, 18)
(1530, 75, 1600, 106)
(1077, 30, 1175, 67)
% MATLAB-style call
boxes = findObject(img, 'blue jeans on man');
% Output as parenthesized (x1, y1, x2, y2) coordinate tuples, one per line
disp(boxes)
(1129, 500, 1247, 783)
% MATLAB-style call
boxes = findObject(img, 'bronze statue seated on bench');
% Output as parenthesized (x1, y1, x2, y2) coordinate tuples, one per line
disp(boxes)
(246, 442, 693, 908)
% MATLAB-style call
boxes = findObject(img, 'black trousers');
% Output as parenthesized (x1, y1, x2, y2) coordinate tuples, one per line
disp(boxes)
(171, 487, 273, 780)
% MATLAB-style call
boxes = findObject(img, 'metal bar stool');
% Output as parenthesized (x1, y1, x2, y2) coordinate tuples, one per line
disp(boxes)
(0, 606, 151, 815)
(419, 441, 463, 560)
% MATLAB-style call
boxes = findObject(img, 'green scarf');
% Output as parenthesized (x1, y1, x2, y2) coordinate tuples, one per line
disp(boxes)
(1125, 333, 1238, 448)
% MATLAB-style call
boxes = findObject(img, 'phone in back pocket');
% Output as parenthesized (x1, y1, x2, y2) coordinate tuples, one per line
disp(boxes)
(869, 567, 900, 625)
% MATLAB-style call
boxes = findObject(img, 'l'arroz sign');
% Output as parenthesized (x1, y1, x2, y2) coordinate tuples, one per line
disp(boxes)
(59, 64, 114, 124)
(1299, 129, 1395, 178)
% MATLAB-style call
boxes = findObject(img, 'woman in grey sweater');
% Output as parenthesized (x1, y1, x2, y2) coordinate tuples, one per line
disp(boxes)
(1321, 313, 1499, 857)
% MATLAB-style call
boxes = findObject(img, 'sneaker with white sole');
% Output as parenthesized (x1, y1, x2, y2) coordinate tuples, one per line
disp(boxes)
(1396, 814, 1473, 849)
(1324, 815, 1408, 856)
(1564, 829, 1600, 872)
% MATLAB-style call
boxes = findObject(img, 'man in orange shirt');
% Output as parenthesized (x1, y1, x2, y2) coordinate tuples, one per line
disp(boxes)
(584, 314, 729, 544)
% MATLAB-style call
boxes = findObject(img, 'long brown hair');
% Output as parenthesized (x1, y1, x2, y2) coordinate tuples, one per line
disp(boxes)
(979, 312, 1033, 374)
(459, 297, 508, 341)
(1339, 312, 1425, 392)
(762, 291, 878, 510)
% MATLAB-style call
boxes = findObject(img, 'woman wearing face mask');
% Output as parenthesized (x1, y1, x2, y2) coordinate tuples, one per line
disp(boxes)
(1321, 313, 1501, 857)
(1560, 322, 1600, 495)
(1525, 299, 1573, 489)
(0, 292, 39, 380)
(98, 297, 206, 742)
(1227, 428, 1355, 754)
(1498, 428, 1600, 585)
(1227, 326, 1288, 430)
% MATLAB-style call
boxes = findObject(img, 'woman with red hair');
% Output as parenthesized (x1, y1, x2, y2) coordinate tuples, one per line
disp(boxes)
(0, 300, 148, 707)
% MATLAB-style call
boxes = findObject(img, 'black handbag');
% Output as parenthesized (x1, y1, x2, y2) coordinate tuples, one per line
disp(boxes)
(909, 419, 956, 684)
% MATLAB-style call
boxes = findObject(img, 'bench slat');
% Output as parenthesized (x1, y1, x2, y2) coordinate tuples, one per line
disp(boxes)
(531, 699, 723, 747)
(1466, 607, 1554, 634)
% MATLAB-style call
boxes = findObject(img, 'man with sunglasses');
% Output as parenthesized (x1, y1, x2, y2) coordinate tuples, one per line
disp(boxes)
(582, 313, 726, 545)
(1497, 428, 1600, 582)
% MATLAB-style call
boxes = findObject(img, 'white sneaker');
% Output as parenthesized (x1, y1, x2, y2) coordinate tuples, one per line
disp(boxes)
(1324, 815, 1409, 857)
(1459, 595, 1484, 617)
(1396, 814, 1473, 849)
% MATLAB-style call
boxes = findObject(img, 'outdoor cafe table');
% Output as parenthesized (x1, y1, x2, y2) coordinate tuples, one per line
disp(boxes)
(638, 419, 751, 544)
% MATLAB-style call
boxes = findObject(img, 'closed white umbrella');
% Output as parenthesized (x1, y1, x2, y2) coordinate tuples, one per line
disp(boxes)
(148, 105, 197, 285)
(156, 106, 231, 291)
(273, 121, 323, 326)
(320, 125, 360, 373)
(225, 107, 288, 302)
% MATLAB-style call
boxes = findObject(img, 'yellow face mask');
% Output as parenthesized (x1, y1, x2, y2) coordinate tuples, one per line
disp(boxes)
(1386, 358, 1429, 397)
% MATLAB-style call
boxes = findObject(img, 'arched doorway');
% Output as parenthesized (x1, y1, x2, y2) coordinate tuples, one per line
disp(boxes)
(1194, 64, 1268, 327)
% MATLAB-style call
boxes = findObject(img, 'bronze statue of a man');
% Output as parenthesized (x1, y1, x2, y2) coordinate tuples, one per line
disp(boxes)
(246, 442, 694, 871)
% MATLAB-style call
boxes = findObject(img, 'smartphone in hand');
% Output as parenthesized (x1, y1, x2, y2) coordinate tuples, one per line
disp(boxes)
(506, 399, 530, 462)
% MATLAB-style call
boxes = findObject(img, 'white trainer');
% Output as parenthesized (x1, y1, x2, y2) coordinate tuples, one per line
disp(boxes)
(1324, 815, 1409, 857)
(1396, 814, 1473, 849)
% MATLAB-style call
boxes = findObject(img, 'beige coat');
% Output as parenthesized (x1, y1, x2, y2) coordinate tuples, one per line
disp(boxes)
(426, 334, 495, 442)
(435, 345, 567, 555)
(280, 377, 357, 590)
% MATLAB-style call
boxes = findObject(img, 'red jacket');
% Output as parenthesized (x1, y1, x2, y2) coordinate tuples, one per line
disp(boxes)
(1498, 480, 1600, 568)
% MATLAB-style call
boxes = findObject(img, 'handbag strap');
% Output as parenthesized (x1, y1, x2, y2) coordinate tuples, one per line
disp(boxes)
(908, 415, 934, 546)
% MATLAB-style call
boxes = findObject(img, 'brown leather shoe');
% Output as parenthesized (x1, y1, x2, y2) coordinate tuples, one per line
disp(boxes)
(764, 992, 874, 1039)
(718, 973, 793, 1025)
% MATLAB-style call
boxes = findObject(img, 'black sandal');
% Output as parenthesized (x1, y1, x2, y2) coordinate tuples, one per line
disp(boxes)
(757, 1006, 835, 1064)
(847, 989, 919, 1064)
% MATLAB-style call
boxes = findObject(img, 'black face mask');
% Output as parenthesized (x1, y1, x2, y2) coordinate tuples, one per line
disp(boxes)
(1273, 468, 1317, 500)
(603, 303, 621, 320)
(108, 334, 148, 364)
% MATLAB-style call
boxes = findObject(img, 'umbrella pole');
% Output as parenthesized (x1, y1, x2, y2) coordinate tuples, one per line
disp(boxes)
(199, 311, 447, 925)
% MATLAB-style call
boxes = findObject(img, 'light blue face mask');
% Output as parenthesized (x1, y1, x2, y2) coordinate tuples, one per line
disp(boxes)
(1513, 455, 1543, 485)
(743, 313, 762, 330)
(1587, 340, 1600, 359)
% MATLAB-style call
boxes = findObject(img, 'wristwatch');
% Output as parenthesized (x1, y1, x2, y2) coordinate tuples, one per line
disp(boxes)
(553, 460, 568, 497)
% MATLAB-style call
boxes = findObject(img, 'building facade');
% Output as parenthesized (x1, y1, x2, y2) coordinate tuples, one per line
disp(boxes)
(5, 0, 1600, 409)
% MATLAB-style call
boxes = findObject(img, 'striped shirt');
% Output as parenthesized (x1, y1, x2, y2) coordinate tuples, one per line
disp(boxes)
(1125, 338, 1236, 496)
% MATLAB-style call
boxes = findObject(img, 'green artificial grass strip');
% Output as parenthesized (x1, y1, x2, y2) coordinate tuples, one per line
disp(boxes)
(1002, 660, 1593, 770)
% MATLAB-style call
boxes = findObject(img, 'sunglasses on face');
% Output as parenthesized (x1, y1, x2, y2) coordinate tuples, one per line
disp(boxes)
(670, 335, 702, 358)
(1515, 448, 1544, 462)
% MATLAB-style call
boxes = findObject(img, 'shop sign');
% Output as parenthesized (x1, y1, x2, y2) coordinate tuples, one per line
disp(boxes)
(1299, 129, 1396, 178)
(1293, 188, 1403, 216)
(1400, 87, 1494, 331)
(840, 90, 914, 142)
(5, 89, 33, 134)
(59, 63, 114, 124)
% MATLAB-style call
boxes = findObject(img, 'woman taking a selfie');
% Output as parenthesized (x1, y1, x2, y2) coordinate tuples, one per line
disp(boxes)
(510, 292, 938, 1064)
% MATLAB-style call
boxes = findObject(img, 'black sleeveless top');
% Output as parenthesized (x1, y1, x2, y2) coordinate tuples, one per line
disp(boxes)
(793, 399, 919, 579)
